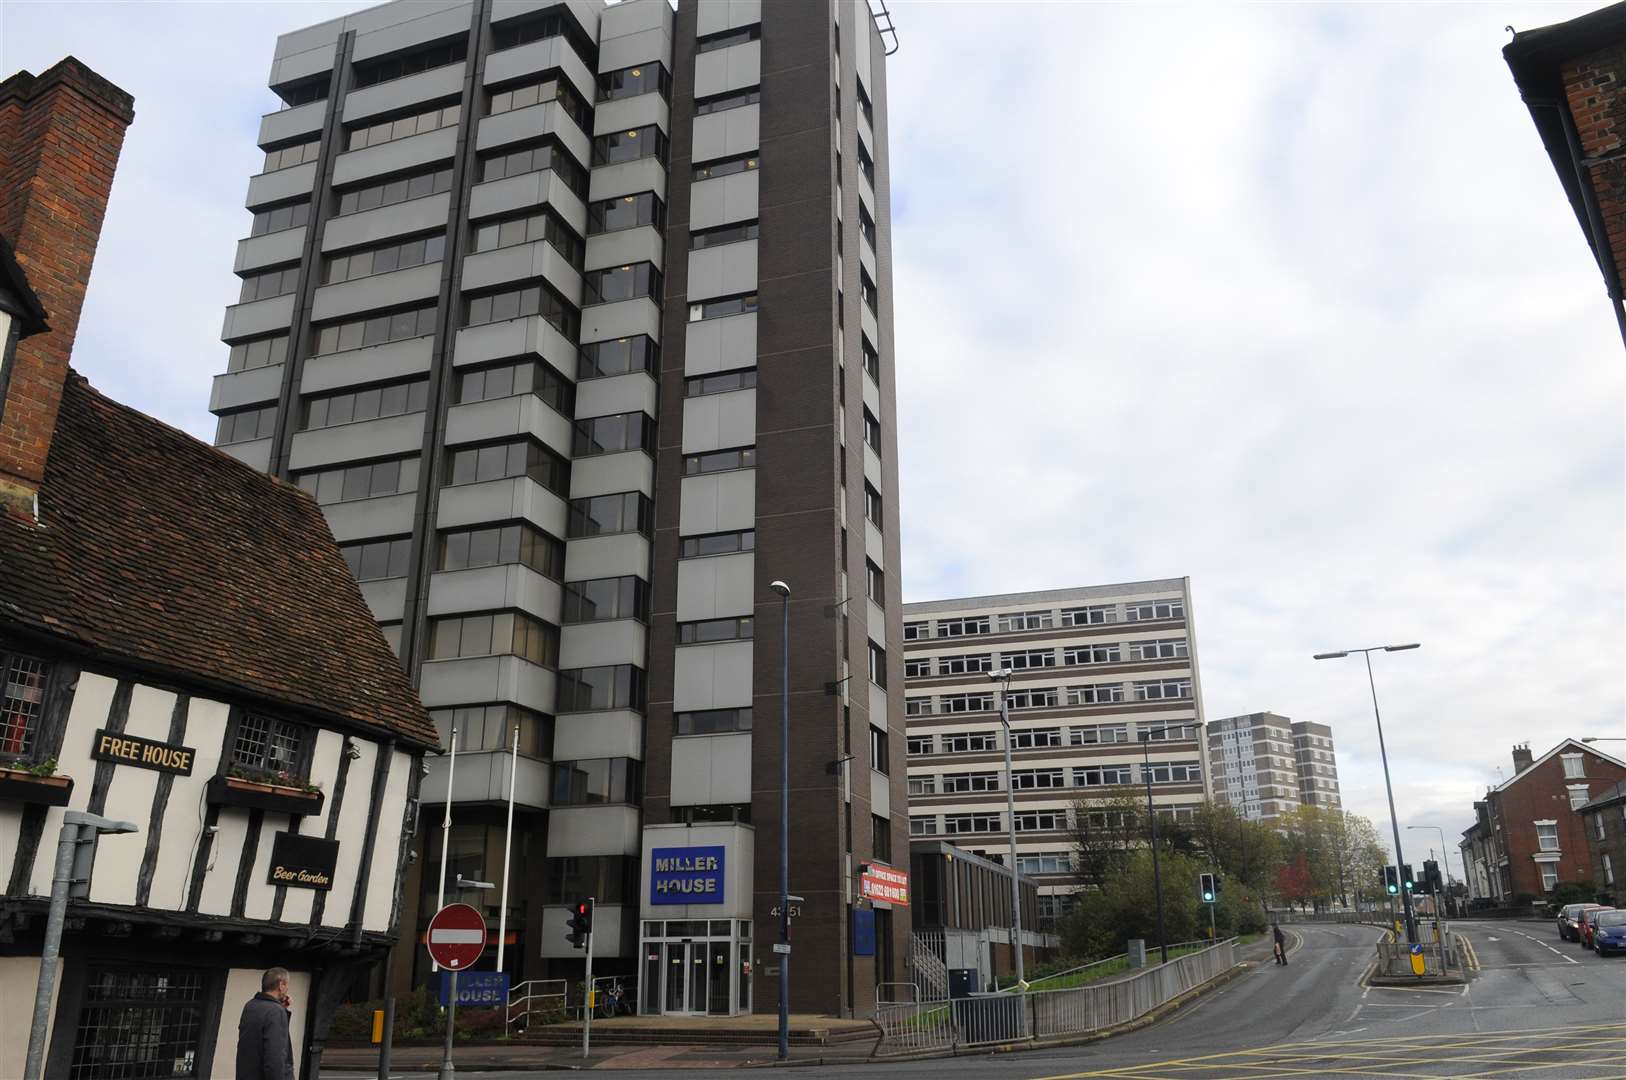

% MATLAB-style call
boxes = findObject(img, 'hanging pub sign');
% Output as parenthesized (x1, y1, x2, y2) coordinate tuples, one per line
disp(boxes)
(91, 729, 195, 775)
(858, 862, 909, 906)
(650, 845, 725, 904)
(267, 831, 339, 891)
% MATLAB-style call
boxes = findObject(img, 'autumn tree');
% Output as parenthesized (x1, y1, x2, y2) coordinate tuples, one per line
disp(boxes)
(1274, 852, 1316, 910)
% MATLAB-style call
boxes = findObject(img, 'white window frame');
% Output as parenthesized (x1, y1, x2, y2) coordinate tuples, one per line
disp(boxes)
(1561, 753, 1585, 779)
(1535, 821, 1559, 852)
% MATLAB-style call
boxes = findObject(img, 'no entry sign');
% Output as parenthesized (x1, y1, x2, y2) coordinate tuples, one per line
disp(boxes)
(427, 903, 486, 970)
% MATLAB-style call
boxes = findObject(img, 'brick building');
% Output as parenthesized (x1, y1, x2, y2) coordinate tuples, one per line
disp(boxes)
(1580, 780, 1626, 906)
(1458, 740, 1626, 903)
(1504, 0, 1626, 347)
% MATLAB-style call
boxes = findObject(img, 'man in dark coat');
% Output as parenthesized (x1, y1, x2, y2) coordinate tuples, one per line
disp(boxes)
(237, 967, 294, 1080)
(1272, 924, 1288, 965)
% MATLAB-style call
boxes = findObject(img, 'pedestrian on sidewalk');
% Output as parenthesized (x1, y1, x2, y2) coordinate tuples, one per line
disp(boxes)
(236, 966, 295, 1080)
(1272, 924, 1287, 966)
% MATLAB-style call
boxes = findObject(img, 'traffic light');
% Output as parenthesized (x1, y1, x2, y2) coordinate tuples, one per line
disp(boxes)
(1199, 872, 1216, 903)
(1383, 865, 1399, 895)
(1401, 864, 1415, 893)
(1423, 860, 1442, 895)
(566, 899, 594, 949)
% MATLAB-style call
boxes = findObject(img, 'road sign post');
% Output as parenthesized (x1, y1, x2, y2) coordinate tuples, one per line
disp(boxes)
(426, 903, 487, 1080)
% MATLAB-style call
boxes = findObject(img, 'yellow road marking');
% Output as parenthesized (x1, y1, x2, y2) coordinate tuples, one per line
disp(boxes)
(1035, 1023, 1626, 1080)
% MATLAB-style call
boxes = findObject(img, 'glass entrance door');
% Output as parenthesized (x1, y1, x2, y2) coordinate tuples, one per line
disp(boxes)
(664, 943, 687, 1013)
(686, 942, 708, 1015)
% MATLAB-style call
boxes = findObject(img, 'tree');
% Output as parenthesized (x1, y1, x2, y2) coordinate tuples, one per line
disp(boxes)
(1068, 788, 1143, 890)
(1275, 852, 1316, 910)
(1188, 799, 1281, 889)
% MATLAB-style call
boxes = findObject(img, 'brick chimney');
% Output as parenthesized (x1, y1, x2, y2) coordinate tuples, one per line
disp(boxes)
(1512, 743, 1534, 774)
(0, 57, 134, 518)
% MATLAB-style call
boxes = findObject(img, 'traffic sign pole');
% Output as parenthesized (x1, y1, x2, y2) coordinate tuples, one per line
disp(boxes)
(582, 896, 595, 1061)
(425, 903, 487, 1080)
(438, 970, 457, 1080)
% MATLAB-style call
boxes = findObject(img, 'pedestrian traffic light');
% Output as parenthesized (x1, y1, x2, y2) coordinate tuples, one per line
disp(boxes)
(566, 899, 593, 949)
(1383, 865, 1399, 895)
(1401, 864, 1415, 893)
(1199, 872, 1216, 903)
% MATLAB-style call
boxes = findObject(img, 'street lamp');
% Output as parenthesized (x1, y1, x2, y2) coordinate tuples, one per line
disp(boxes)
(1314, 642, 1420, 944)
(987, 668, 1026, 986)
(1138, 731, 1169, 965)
(25, 811, 140, 1080)
(768, 578, 791, 1061)
(1407, 825, 1457, 917)
(1581, 737, 1626, 743)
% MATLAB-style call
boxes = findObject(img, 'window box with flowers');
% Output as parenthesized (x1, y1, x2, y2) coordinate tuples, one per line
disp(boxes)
(1, 652, 70, 806)
(207, 713, 324, 816)
(0, 758, 73, 807)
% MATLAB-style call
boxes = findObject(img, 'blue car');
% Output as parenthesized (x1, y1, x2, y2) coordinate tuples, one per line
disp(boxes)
(1593, 910, 1626, 956)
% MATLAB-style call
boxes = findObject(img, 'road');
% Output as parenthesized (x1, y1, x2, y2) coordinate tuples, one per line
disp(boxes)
(337, 921, 1626, 1079)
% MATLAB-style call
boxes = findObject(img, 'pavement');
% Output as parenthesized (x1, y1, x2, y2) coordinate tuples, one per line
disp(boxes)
(326, 920, 1626, 1078)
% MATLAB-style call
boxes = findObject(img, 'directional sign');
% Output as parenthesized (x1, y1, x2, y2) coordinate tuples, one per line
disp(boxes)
(438, 970, 508, 1007)
(772, 943, 791, 954)
(427, 903, 486, 970)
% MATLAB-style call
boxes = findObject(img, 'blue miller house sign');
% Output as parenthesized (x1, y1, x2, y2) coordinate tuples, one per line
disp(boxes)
(650, 845, 726, 905)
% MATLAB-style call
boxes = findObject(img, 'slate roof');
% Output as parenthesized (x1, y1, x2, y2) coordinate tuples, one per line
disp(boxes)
(0, 371, 437, 749)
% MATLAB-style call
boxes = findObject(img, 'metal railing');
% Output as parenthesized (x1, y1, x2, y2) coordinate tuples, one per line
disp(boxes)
(1374, 937, 1457, 977)
(909, 929, 949, 1000)
(507, 978, 567, 1033)
(876, 939, 1236, 1055)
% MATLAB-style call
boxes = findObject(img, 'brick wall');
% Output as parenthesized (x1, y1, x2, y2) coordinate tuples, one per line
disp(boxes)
(0, 57, 133, 512)
(1564, 39, 1626, 296)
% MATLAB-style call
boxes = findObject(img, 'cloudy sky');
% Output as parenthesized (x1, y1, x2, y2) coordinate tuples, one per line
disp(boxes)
(6, 1, 1623, 874)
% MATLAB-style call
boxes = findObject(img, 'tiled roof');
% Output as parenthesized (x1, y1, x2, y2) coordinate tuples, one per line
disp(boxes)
(0, 372, 436, 749)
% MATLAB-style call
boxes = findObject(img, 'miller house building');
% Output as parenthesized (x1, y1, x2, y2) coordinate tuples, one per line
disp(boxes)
(209, 0, 908, 1016)
(1, 58, 435, 1080)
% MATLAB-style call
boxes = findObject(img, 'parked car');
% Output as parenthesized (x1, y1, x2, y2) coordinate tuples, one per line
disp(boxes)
(1558, 902, 1605, 941)
(1593, 910, 1626, 957)
(1577, 906, 1615, 949)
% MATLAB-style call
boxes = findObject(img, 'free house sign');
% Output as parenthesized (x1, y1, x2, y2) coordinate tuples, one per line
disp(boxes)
(267, 831, 340, 891)
(650, 845, 725, 904)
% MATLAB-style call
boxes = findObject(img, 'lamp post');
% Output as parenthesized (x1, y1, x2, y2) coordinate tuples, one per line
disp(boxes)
(1407, 825, 1457, 917)
(1314, 642, 1420, 944)
(987, 668, 1025, 986)
(1138, 731, 1169, 964)
(768, 579, 791, 1061)
(1581, 737, 1626, 744)
(25, 811, 140, 1080)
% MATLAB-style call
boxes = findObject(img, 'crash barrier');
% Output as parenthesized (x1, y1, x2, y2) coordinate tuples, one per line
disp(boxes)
(875, 938, 1235, 1055)
(1374, 937, 1458, 977)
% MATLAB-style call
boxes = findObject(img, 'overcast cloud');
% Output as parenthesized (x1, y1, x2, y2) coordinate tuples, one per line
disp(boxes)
(4, 0, 1622, 875)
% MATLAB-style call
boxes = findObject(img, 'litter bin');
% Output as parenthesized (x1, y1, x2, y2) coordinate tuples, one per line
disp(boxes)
(948, 967, 978, 999)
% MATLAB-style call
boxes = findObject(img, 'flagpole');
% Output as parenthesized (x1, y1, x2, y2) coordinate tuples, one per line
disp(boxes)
(433, 721, 458, 973)
(497, 722, 519, 974)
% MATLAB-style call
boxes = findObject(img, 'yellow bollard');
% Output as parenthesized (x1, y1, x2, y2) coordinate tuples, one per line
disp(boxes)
(371, 1009, 384, 1045)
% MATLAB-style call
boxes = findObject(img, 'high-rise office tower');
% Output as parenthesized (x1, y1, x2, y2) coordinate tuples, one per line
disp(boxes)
(901, 580, 1209, 934)
(1206, 711, 1301, 821)
(208, 0, 905, 1016)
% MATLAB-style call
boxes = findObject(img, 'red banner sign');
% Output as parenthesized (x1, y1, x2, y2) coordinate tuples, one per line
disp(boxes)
(859, 863, 909, 906)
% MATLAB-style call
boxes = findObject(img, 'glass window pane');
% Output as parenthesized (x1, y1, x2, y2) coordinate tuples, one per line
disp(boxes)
(442, 531, 470, 570)
(468, 527, 499, 566)
(353, 387, 382, 421)
(370, 458, 401, 496)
